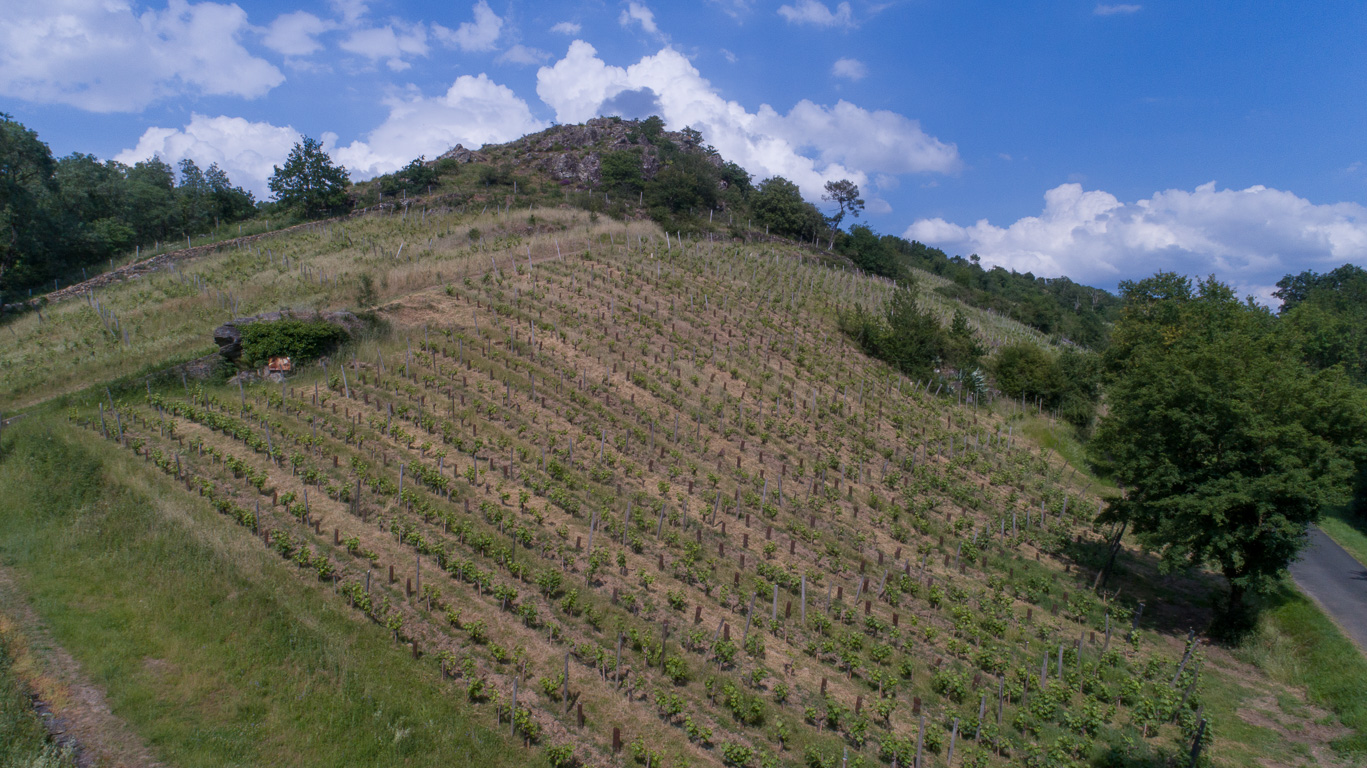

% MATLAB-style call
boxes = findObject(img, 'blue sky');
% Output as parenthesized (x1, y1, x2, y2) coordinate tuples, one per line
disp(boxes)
(4, 0, 1366, 300)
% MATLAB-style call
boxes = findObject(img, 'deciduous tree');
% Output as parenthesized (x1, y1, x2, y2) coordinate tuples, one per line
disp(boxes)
(1089, 273, 1365, 631)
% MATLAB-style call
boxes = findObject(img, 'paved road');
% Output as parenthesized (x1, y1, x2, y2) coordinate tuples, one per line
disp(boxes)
(1289, 526, 1367, 652)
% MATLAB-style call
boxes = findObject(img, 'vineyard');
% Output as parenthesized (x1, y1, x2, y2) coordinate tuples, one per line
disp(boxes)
(51, 209, 1205, 767)
(3, 198, 1346, 768)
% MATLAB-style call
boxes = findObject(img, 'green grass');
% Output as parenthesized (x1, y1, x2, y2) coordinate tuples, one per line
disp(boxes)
(1237, 581, 1367, 756)
(0, 417, 542, 768)
(1317, 506, 1367, 569)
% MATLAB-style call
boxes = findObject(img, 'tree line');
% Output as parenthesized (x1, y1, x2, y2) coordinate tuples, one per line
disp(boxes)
(0, 114, 260, 301)
(836, 258, 1367, 636)
(0, 115, 358, 303)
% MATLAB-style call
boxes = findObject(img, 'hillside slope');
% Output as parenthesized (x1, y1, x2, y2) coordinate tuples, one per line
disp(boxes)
(0, 143, 1357, 766)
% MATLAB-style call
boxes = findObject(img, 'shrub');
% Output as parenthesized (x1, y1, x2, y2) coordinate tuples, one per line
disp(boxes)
(238, 318, 348, 368)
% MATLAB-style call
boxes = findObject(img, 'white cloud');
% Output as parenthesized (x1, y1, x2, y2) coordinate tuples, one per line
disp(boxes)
(0, 0, 284, 112)
(1094, 4, 1142, 15)
(550, 21, 581, 35)
(721, 48, 738, 63)
(778, 0, 854, 28)
(497, 44, 550, 66)
(831, 57, 866, 81)
(340, 21, 429, 71)
(536, 42, 957, 204)
(262, 11, 334, 57)
(114, 114, 300, 197)
(904, 182, 1367, 288)
(330, 0, 368, 26)
(433, 1, 503, 52)
(332, 73, 547, 179)
(709, 0, 754, 19)
(619, 2, 663, 37)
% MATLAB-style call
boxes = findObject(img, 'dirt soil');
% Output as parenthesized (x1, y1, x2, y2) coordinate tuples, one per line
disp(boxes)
(0, 566, 163, 768)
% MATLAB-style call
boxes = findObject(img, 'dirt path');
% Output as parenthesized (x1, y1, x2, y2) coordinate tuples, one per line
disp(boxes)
(1289, 526, 1367, 654)
(0, 567, 163, 768)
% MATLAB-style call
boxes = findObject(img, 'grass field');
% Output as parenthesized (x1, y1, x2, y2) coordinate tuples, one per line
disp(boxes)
(0, 417, 540, 768)
(1317, 507, 1367, 571)
(1238, 581, 1367, 755)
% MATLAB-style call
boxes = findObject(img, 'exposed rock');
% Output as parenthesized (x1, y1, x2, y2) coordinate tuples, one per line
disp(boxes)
(444, 116, 714, 190)
(435, 144, 481, 164)
(212, 324, 243, 360)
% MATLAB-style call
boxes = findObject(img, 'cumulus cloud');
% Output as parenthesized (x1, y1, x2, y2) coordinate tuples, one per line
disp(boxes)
(262, 11, 334, 57)
(332, 73, 546, 179)
(340, 21, 428, 71)
(778, 0, 854, 28)
(551, 21, 582, 35)
(497, 44, 550, 66)
(330, 0, 368, 26)
(831, 57, 867, 81)
(904, 182, 1367, 289)
(1094, 4, 1142, 15)
(114, 114, 300, 197)
(433, 1, 503, 52)
(536, 42, 957, 203)
(619, 2, 663, 37)
(0, 0, 284, 112)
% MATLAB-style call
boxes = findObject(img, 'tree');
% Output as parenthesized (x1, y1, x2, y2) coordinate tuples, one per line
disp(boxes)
(205, 163, 256, 222)
(839, 281, 945, 380)
(751, 177, 823, 240)
(382, 156, 439, 197)
(599, 149, 644, 195)
(1274, 264, 1367, 516)
(0, 113, 58, 292)
(268, 136, 350, 218)
(177, 158, 212, 234)
(822, 179, 864, 249)
(1088, 273, 1364, 631)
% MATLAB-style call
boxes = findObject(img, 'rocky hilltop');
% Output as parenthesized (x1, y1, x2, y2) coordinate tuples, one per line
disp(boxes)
(435, 116, 725, 189)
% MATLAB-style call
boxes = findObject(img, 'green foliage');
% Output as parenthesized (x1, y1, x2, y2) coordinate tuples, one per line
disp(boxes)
(0, 114, 258, 299)
(380, 156, 440, 197)
(751, 176, 825, 240)
(269, 135, 351, 218)
(544, 744, 576, 768)
(822, 179, 864, 242)
(720, 742, 755, 767)
(238, 319, 348, 368)
(599, 149, 644, 195)
(840, 283, 948, 378)
(1274, 263, 1367, 515)
(1090, 272, 1367, 626)
(992, 343, 1102, 431)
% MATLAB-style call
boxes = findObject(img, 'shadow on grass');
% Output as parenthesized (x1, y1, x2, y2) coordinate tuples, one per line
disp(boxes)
(1057, 535, 1228, 641)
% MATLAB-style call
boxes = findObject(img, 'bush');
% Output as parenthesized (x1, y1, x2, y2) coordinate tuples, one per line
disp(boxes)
(238, 319, 347, 368)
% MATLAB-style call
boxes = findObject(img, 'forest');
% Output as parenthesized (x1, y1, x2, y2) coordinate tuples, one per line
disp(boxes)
(0, 114, 258, 301)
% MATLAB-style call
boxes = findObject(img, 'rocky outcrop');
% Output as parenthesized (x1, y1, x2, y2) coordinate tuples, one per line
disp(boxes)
(435, 144, 482, 164)
(213, 310, 360, 361)
(456, 117, 717, 190)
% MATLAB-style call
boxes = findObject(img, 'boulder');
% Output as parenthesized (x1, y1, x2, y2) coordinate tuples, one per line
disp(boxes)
(213, 323, 243, 359)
